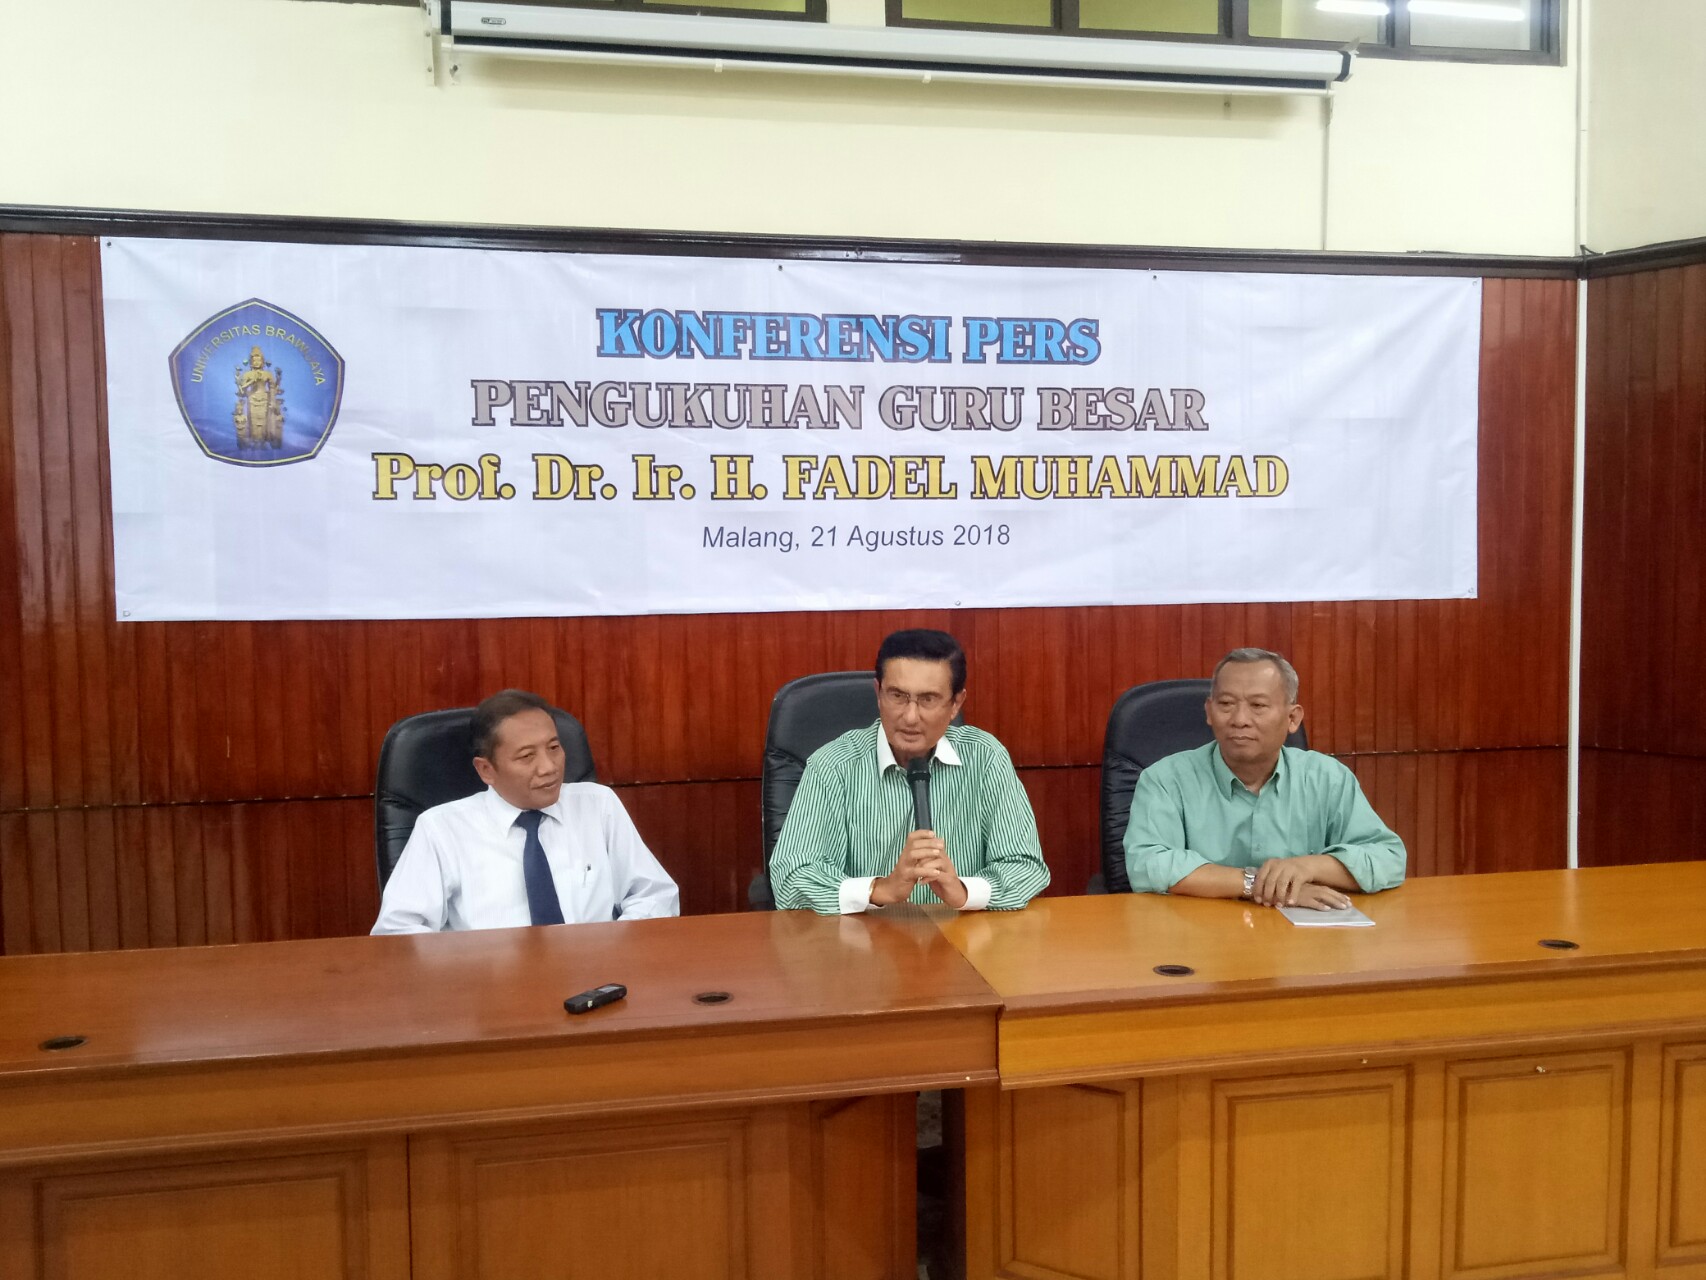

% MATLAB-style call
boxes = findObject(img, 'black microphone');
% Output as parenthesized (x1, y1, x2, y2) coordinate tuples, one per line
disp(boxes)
(906, 756, 933, 831)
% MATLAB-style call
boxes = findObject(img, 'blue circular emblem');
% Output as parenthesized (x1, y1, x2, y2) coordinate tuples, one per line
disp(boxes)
(168, 299, 345, 466)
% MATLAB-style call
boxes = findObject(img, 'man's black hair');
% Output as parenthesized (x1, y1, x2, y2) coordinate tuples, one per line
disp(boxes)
(874, 629, 966, 695)
(472, 689, 552, 760)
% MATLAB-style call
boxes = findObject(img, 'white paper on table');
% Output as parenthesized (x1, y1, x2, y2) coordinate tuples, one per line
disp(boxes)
(1278, 904, 1375, 927)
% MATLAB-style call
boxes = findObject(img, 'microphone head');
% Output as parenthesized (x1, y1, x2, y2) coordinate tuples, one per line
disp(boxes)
(906, 755, 932, 783)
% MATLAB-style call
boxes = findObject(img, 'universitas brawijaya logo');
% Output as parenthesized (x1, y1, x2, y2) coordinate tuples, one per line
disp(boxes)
(168, 299, 344, 466)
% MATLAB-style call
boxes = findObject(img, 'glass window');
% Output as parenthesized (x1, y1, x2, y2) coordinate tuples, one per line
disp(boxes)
(889, 0, 1555, 61)
(535, 0, 822, 16)
(902, 0, 1052, 26)
(1248, 0, 1383, 43)
(1408, 0, 1533, 51)
(1079, 0, 1220, 37)
(654, 0, 804, 8)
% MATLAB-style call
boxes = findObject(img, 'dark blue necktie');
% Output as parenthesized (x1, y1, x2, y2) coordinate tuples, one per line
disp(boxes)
(515, 809, 565, 926)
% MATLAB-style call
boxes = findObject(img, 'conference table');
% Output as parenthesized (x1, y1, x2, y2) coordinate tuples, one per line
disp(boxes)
(0, 908, 998, 1280)
(938, 861, 1706, 1280)
(0, 863, 1703, 1280)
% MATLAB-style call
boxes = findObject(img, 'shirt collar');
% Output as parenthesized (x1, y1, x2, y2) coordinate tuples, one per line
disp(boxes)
(875, 723, 962, 775)
(1209, 743, 1288, 796)
(481, 785, 564, 829)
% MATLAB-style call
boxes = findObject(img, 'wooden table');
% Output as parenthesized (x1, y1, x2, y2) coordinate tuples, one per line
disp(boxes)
(0, 908, 1000, 1280)
(937, 862, 1706, 1280)
(4, 864, 1703, 1280)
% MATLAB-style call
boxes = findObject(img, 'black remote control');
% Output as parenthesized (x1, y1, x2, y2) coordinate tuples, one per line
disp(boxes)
(564, 983, 627, 1015)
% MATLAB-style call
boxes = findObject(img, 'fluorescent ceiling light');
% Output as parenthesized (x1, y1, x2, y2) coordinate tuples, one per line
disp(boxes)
(1317, 0, 1390, 13)
(1407, 1, 1526, 19)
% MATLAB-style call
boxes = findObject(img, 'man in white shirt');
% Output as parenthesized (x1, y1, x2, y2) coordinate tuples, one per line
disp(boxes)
(372, 689, 679, 934)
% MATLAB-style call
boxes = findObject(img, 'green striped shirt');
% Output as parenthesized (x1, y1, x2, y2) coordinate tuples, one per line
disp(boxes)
(772, 722, 1050, 915)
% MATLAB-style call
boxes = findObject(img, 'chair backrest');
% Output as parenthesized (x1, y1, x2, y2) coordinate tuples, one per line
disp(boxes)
(762, 671, 887, 862)
(1100, 678, 1307, 893)
(751, 670, 968, 909)
(373, 705, 596, 889)
(749, 671, 881, 909)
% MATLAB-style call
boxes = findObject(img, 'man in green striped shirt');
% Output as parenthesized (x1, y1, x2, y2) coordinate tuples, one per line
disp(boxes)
(772, 629, 1051, 915)
(1123, 648, 1407, 908)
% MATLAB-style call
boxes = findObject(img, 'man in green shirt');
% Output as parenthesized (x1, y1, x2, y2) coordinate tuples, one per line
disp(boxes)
(1123, 647, 1406, 909)
(772, 629, 1051, 915)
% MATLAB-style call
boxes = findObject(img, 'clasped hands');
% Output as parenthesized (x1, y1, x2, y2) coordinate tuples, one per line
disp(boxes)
(870, 829, 968, 908)
(1250, 854, 1352, 911)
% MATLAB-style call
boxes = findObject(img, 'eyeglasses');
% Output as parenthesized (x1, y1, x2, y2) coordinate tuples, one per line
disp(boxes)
(879, 687, 950, 713)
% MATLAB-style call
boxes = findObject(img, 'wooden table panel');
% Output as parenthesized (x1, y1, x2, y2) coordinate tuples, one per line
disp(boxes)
(1441, 1050, 1627, 1280)
(990, 965, 1706, 1087)
(1005, 1080, 1140, 1280)
(0, 1008, 994, 1165)
(414, 1114, 762, 1280)
(1211, 1068, 1409, 1280)
(1660, 1043, 1706, 1267)
(407, 1096, 915, 1280)
(811, 1095, 917, 1280)
(0, 1139, 410, 1280)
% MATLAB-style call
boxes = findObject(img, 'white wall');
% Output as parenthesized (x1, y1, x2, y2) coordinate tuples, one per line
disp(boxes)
(1584, 0, 1706, 252)
(1, 0, 1583, 256)
(1326, 56, 1577, 256)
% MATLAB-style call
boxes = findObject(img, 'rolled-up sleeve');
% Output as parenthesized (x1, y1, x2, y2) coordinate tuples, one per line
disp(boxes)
(1122, 768, 1212, 894)
(1319, 766, 1408, 892)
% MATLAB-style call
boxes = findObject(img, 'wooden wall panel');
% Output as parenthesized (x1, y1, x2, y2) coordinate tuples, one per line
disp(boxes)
(1580, 262, 1706, 868)
(0, 749, 1567, 949)
(0, 799, 376, 956)
(1348, 748, 1568, 880)
(620, 779, 758, 917)
(0, 237, 1578, 953)
(1019, 767, 1101, 899)
(1579, 749, 1706, 869)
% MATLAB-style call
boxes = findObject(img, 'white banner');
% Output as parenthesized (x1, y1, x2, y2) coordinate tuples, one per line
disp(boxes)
(101, 238, 1479, 621)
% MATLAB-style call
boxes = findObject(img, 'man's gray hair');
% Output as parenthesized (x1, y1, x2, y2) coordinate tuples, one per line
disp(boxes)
(1211, 648, 1300, 703)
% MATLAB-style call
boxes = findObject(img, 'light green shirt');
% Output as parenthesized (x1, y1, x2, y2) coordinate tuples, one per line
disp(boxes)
(772, 722, 1050, 915)
(1123, 743, 1406, 894)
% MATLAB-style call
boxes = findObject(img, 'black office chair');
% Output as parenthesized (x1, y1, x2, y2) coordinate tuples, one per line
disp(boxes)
(748, 671, 880, 910)
(750, 671, 970, 909)
(373, 704, 596, 890)
(1097, 678, 1308, 894)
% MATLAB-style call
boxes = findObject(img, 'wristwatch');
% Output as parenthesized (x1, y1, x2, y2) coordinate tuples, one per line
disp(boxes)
(1241, 867, 1257, 899)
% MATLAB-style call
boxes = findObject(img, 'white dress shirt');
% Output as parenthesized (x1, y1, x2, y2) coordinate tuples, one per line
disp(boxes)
(371, 783, 679, 934)
(838, 731, 994, 915)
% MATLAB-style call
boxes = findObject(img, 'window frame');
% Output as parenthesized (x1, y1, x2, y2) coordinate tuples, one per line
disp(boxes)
(466, 0, 830, 22)
(884, 0, 1564, 67)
